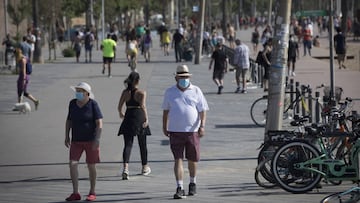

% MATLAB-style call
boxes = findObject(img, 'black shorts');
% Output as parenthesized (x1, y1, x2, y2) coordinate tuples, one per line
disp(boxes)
(103, 57, 113, 64)
(288, 56, 296, 63)
(213, 69, 225, 80)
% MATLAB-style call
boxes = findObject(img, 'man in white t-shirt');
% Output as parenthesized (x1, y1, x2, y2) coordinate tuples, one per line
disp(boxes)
(162, 65, 209, 199)
(233, 39, 250, 93)
(27, 27, 36, 62)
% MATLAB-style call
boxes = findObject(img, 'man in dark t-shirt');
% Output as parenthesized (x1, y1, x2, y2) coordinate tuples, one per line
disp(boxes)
(209, 43, 228, 94)
(287, 34, 299, 76)
(172, 29, 184, 62)
(334, 28, 346, 69)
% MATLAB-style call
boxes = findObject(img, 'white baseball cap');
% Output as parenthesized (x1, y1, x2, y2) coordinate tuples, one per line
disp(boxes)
(71, 82, 94, 99)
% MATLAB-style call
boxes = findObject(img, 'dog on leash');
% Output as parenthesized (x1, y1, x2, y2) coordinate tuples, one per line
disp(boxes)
(13, 102, 31, 114)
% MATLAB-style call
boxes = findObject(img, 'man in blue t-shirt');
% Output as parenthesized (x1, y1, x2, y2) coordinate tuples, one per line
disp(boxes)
(65, 82, 103, 202)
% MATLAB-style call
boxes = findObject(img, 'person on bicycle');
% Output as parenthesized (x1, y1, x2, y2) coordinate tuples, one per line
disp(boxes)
(127, 39, 138, 71)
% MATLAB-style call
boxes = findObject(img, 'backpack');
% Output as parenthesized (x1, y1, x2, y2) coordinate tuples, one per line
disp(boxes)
(26, 58, 32, 75)
(84, 33, 92, 46)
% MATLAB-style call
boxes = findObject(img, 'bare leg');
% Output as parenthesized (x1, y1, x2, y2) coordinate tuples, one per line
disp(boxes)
(174, 159, 184, 183)
(188, 160, 197, 178)
(69, 161, 79, 194)
(88, 163, 96, 194)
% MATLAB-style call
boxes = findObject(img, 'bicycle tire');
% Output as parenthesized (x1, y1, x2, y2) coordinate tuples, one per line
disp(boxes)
(250, 97, 267, 127)
(271, 140, 322, 194)
(257, 144, 277, 183)
(130, 59, 136, 71)
(320, 191, 360, 203)
(254, 167, 277, 188)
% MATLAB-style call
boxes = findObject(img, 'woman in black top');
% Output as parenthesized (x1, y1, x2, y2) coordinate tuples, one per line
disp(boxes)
(118, 72, 151, 180)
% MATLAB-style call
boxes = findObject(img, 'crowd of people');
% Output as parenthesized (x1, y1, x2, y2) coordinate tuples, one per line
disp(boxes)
(1, 14, 354, 201)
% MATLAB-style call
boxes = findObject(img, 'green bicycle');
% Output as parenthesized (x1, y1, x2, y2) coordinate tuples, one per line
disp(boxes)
(271, 114, 360, 194)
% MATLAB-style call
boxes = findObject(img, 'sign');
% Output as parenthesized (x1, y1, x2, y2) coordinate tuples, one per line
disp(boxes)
(295, 10, 328, 17)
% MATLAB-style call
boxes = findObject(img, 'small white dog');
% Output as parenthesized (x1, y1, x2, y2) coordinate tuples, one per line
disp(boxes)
(13, 102, 31, 114)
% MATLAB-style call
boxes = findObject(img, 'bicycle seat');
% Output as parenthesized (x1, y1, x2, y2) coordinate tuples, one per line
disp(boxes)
(290, 115, 310, 126)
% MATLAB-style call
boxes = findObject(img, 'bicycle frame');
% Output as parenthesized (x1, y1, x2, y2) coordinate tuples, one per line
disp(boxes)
(295, 137, 360, 182)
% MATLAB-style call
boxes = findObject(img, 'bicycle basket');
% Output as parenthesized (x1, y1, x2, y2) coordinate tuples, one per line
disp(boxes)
(323, 86, 343, 103)
(267, 130, 300, 146)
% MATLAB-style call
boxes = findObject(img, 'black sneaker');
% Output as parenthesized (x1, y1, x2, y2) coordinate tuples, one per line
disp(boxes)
(188, 183, 196, 196)
(173, 187, 186, 199)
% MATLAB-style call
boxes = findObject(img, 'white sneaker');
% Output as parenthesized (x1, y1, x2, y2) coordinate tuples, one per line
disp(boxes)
(291, 72, 296, 76)
(142, 166, 151, 176)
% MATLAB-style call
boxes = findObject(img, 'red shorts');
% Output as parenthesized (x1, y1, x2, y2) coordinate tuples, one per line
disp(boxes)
(169, 132, 200, 162)
(69, 141, 100, 164)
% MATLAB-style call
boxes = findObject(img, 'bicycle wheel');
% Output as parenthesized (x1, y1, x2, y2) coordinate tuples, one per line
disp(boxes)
(130, 59, 136, 71)
(254, 167, 277, 188)
(250, 97, 267, 127)
(257, 144, 277, 183)
(320, 191, 360, 203)
(271, 140, 322, 193)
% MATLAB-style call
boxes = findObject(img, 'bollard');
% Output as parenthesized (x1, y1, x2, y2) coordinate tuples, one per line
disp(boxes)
(295, 82, 300, 114)
(289, 79, 294, 109)
(308, 88, 313, 123)
(315, 91, 320, 123)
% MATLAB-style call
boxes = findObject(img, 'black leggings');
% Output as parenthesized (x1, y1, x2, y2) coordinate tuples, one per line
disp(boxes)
(123, 133, 148, 165)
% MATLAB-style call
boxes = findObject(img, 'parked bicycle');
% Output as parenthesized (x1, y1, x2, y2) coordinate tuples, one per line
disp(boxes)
(320, 186, 360, 203)
(250, 85, 317, 127)
(271, 111, 360, 194)
(255, 116, 310, 188)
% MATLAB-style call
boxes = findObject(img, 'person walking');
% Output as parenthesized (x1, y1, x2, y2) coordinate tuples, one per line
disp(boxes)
(261, 38, 272, 91)
(334, 27, 347, 69)
(209, 43, 228, 94)
(2, 33, 15, 66)
(117, 72, 151, 180)
(84, 28, 95, 63)
(14, 48, 39, 110)
(162, 28, 171, 56)
(65, 82, 103, 202)
(227, 23, 235, 49)
(162, 65, 209, 199)
(143, 29, 152, 62)
(287, 34, 299, 76)
(233, 39, 250, 93)
(172, 29, 184, 62)
(251, 27, 260, 54)
(100, 34, 117, 78)
(73, 31, 82, 63)
(302, 24, 312, 56)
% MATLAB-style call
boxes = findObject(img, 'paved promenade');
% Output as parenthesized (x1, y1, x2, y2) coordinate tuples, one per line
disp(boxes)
(0, 28, 359, 203)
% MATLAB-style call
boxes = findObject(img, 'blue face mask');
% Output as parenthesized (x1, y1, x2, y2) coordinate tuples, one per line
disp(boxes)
(178, 78, 190, 89)
(75, 92, 84, 101)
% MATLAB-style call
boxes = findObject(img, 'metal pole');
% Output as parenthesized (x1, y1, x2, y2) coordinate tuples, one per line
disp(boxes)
(329, 0, 335, 101)
(268, 0, 273, 25)
(194, 0, 205, 64)
(101, 0, 105, 41)
(4, 0, 8, 36)
(264, 0, 292, 140)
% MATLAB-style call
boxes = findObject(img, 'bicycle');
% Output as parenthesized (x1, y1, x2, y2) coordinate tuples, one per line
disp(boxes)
(254, 116, 310, 188)
(129, 54, 137, 72)
(250, 85, 317, 127)
(320, 186, 360, 203)
(271, 113, 360, 194)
